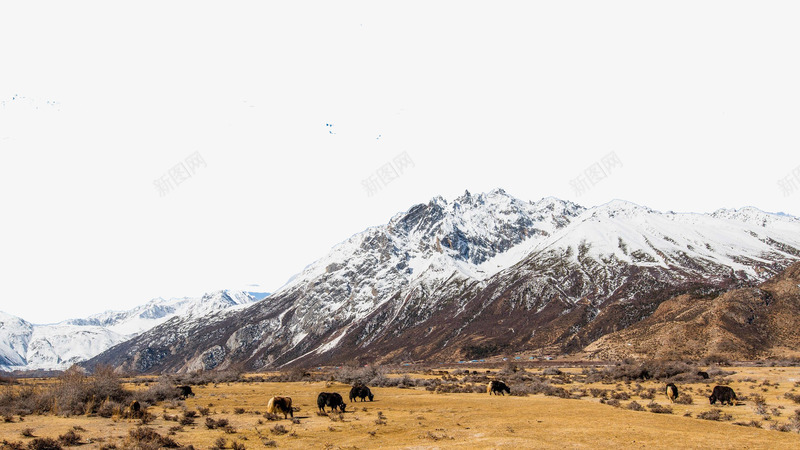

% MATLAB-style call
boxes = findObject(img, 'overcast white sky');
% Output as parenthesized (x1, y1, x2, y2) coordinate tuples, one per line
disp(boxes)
(2, 1, 799, 324)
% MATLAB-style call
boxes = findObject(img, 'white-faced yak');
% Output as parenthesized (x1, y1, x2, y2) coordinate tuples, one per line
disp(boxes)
(665, 383, 678, 402)
(267, 396, 294, 419)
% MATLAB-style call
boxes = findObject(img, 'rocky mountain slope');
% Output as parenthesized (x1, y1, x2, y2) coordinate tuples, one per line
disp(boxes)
(584, 261, 800, 361)
(84, 190, 800, 373)
(0, 290, 261, 371)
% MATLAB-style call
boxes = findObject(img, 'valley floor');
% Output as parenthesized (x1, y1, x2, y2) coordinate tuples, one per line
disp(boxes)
(2, 366, 800, 448)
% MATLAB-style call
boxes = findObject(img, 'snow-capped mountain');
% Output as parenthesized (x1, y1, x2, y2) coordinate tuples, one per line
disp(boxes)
(85, 190, 800, 373)
(65, 290, 261, 336)
(0, 312, 32, 368)
(0, 290, 263, 371)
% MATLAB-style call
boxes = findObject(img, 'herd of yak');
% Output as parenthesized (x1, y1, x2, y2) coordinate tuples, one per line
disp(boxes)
(260, 375, 739, 420)
(124, 372, 740, 420)
(265, 383, 376, 419)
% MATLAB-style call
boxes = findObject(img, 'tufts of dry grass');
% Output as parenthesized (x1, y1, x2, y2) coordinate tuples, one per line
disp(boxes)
(3, 366, 800, 448)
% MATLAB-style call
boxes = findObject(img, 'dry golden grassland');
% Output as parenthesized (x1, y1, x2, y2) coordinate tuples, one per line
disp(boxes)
(3, 366, 800, 448)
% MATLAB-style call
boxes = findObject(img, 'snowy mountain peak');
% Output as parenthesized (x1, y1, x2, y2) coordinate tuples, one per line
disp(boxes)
(711, 206, 799, 227)
(590, 199, 656, 218)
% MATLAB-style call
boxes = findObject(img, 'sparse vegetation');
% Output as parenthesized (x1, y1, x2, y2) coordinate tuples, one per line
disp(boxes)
(125, 427, 181, 448)
(205, 417, 229, 429)
(57, 430, 81, 446)
(646, 402, 672, 414)
(270, 424, 288, 435)
(2, 364, 800, 447)
(26, 437, 63, 450)
(626, 401, 645, 411)
(697, 409, 733, 421)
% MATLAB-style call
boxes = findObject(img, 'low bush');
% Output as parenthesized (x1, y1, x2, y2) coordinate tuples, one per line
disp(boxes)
(27, 438, 63, 450)
(270, 424, 288, 435)
(57, 430, 81, 446)
(697, 409, 732, 421)
(647, 402, 672, 414)
(784, 393, 800, 404)
(125, 427, 181, 448)
(733, 420, 762, 428)
(205, 417, 229, 430)
(626, 401, 645, 411)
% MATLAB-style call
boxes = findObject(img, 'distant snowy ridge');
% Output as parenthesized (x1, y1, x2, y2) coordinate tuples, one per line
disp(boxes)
(0, 290, 263, 371)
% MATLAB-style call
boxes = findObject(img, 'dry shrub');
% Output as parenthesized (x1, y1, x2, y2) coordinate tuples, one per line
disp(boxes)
(261, 367, 321, 383)
(270, 424, 288, 435)
(674, 394, 693, 405)
(177, 410, 196, 426)
(125, 427, 181, 449)
(733, 420, 762, 428)
(263, 412, 281, 421)
(702, 354, 730, 366)
(137, 377, 184, 405)
(0, 440, 26, 450)
(2, 366, 143, 418)
(27, 438, 63, 450)
(51, 366, 125, 416)
(751, 394, 768, 415)
(57, 430, 81, 446)
(423, 431, 452, 441)
(211, 437, 226, 450)
(176, 370, 242, 386)
(589, 388, 607, 398)
(697, 409, 733, 421)
(706, 367, 735, 378)
(205, 417, 229, 429)
(784, 393, 800, 404)
(434, 383, 484, 394)
(541, 367, 562, 376)
(770, 422, 792, 432)
(604, 399, 621, 407)
(499, 362, 519, 375)
(97, 398, 124, 419)
(647, 402, 672, 414)
(626, 401, 645, 412)
(610, 391, 630, 400)
(334, 365, 387, 386)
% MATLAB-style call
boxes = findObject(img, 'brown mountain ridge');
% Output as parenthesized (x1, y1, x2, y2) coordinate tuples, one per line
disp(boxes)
(584, 261, 800, 361)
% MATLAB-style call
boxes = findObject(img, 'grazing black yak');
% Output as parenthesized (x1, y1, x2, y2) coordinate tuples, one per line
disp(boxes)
(487, 380, 511, 395)
(709, 386, 737, 406)
(349, 385, 374, 402)
(128, 400, 142, 419)
(317, 392, 346, 413)
(178, 385, 195, 399)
